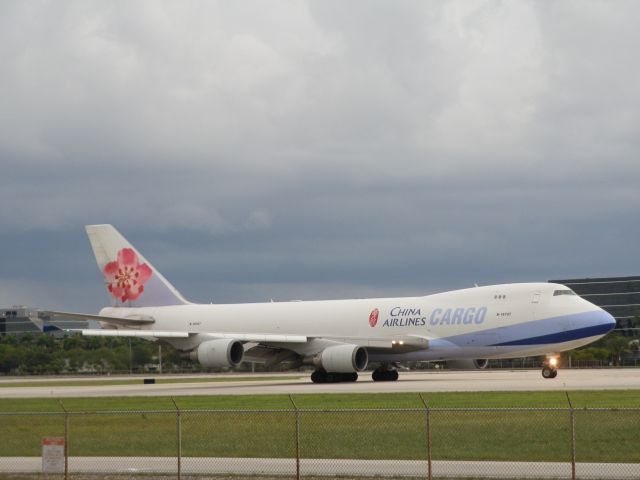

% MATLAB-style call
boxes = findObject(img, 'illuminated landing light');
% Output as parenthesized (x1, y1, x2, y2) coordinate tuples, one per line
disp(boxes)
(549, 357, 558, 367)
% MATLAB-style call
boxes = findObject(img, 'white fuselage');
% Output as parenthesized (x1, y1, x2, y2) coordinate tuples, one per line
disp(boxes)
(99, 282, 615, 363)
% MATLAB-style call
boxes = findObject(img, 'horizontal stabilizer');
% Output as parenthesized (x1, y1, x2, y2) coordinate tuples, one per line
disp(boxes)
(40, 310, 155, 326)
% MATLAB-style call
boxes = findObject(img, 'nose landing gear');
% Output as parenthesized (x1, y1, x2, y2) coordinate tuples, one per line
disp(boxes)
(541, 356, 559, 379)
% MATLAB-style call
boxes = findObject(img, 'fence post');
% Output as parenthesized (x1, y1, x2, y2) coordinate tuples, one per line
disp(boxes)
(565, 392, 576, 480)
(58, 400, 69, 480)
(288, 395, 301, 480)
(419, 394, 432, 480)
(171, 398, 182, 480)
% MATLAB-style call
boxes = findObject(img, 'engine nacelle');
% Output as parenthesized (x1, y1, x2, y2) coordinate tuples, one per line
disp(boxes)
(192, 339, 244, 368)
(447, 359, 489, 370)
(317, 344, 368, 373)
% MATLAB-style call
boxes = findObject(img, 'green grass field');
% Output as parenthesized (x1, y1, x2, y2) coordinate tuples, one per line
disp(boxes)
(1, 391, 639, 462)
(1, 389, 639, 411)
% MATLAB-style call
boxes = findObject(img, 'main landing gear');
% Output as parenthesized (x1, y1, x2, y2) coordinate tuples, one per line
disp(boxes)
(309, 365, 400, 383)
(541, 356, 559, 379)
(310, 369, 358, 383)
(372, 365, 399, 382)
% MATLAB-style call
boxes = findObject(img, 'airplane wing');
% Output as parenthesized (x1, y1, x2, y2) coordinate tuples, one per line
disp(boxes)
(41, 311, 308, 343)
(41, 311, 427, 356)
(70, 328, 308, 343)
(75, 329, 424, 349)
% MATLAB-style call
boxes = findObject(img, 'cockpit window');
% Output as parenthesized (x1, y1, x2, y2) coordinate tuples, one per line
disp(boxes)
(553, 289, 576, 296)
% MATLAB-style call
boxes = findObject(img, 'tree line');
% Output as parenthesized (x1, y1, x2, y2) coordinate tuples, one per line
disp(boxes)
(0, 334, 190, 375)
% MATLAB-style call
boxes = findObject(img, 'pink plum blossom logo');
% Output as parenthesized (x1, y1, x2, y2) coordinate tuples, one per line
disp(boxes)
(103, 248, 152, 302)
(369, 308, 379, 327)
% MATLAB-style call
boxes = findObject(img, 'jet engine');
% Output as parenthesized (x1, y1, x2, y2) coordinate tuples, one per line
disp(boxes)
(311, 344, 368, 373)
(446, 359, 489, 370)
(191, 339, 244, 368)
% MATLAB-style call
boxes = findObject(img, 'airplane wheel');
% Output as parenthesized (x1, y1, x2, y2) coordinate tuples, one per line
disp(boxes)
(550, 369, 558, 378)
(345, 372, 358, 382)
(372, 369, 399, 382)
(311, 369, 327, 383)
(542, 366, 557, 379)
(312, 370, 357, 383)
(330, 372, 358, 382)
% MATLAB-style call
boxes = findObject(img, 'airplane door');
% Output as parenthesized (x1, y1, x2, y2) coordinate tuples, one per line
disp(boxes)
(531, 290, 541, 321)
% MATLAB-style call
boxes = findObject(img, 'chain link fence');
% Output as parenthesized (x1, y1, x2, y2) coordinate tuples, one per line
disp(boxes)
(1, 405, 639, 479)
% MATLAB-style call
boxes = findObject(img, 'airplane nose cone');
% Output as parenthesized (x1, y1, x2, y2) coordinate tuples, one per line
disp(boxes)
(600, 309, 617, 333)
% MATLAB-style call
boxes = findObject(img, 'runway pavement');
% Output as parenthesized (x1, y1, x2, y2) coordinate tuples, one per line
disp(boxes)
(1, 368, 639, 398)
(2, 456, 639, 479)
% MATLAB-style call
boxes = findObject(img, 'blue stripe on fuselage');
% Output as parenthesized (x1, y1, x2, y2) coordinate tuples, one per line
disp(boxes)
(440, 310, 615, 347)
(490, 322, 614, 346)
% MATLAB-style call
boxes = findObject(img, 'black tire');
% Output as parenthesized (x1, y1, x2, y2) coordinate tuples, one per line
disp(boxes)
(372, 369, 399, 382)
(550, 369, 558, 378)
(542, 366, 555, 379)
(311, 370, 327, 383)
(345, 372, 358, 382)
(320, 372, 357, 383)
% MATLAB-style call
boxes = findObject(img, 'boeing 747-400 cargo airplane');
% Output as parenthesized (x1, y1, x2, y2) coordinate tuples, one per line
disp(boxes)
(43, 225, 616, 383)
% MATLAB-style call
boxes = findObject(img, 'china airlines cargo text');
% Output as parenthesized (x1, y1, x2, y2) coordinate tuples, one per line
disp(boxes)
(382, 307, 487, 327)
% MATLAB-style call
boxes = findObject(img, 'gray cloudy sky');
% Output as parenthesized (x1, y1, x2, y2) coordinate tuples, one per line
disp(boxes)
(1, 1, 639, 312)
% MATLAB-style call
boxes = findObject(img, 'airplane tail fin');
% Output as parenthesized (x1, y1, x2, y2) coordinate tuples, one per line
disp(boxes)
(85, 224, 189, 307)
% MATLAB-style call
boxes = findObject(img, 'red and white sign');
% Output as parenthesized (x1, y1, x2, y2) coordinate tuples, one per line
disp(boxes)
(42, 437, 65, 473)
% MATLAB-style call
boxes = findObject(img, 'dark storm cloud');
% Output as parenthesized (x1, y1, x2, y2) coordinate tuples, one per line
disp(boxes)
(1, 1, 639, 311)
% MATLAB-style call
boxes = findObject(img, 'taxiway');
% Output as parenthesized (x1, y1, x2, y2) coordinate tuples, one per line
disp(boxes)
(0, 368, 638, 398)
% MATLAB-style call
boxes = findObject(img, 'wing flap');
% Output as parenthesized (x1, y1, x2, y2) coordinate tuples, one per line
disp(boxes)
(225, 333, 307, 343)
(79, 329, 188, 338)
(75, 329, 307, 343)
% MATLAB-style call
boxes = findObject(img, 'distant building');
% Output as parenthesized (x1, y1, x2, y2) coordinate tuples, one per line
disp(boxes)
(0, 306, 89, 337)
(0, 307, 41, 335)
(550, 276, 640, 336)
